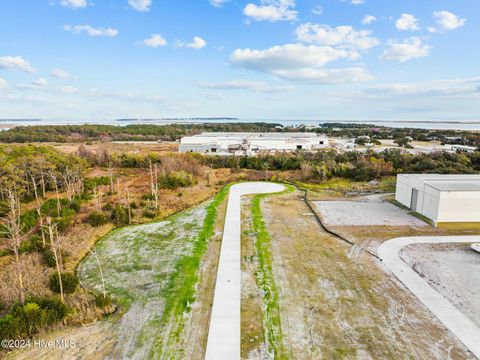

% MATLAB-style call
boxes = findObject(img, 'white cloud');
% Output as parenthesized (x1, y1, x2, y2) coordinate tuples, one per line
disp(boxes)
(380, 37, 431, 62)
(362, 15, 376, 25)
(177, 36, 207, 49)
(60, 0, 88, 9)
(128, 0, 152, 12)
(341, 0, 364, 5)
(312, 5, 323, 15)
(396, 13, 420, 31)
(230, 43, 372, 84)
(363, 78, 480, 99)
(197, 80, 295, 93)
(244, 0, 297, 22)
(0, 56, 36, 73)
(143, 34, 167, 48)
(0, 78, 7, 90)
(433, 11, 466, 30)
(51, 69, 70, 79)
(64, 25, 119, 37)
(32, 78, 49, 87)
(210, 0, 229, 7)
(295, 23, 379, 50)
(60, 85, 78, 94)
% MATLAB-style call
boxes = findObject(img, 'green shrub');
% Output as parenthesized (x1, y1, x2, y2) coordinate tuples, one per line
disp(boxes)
(102, 203, 113, 212)
(19, 235, 43, 254)
(142, 210, 157, 219)
(94, 294, 113, 308)
(41, 249, 56, 267)
(0, 297, 68, 340)
(158, 171, 194, 189)
(87, 211, 108, 227)
(111, 205, 129, 226)
(49, 272, 79, 294)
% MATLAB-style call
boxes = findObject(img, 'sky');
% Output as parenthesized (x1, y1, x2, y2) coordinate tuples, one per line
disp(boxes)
(0, 0, 479, 122)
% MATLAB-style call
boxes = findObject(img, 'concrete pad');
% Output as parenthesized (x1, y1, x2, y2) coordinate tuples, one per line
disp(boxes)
(313, 195, 426, 227)
(204, 182, 285, 360)
(378, 236, 480, 359)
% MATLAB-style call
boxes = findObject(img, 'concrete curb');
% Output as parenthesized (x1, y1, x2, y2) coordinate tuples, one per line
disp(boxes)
(378, 236, 480, 359)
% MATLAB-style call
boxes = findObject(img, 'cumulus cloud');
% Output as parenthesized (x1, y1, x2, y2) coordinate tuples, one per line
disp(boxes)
(64, 25, 119, 37)
(380, 37, 431, 62)
(128, 0, 152, 12)
(0, 78, 7, 90)
(0, 56, 36, 73)
(32, 78, 49, 87)
(177, 37, 207, 49)
(243, 0, 298, 22)
(396, 13, 420, 31)
(51, 69, 70, 79)
(143, 34, 167, 48)
(433, 11, 466, 30)
(362, 15, 376, 25)
(197, 80, 295, 93)
(230, 43, 372, 84)
(295, 23, 379, 50)
(60, 0, 88, 9)
(210, 0, 229, 7)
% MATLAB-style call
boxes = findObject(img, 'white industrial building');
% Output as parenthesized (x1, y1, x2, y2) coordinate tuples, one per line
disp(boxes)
(395, 174, 480, 224)
(179, 132, 329, 155)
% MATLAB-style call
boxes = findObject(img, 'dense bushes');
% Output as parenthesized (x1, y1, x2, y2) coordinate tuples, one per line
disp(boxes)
(87, 211, 108, 227)
(158, 171, 195, 189)
(0, 297, 68, 340)
(49, 272, 79, 294)
(204, 149, 479, 182)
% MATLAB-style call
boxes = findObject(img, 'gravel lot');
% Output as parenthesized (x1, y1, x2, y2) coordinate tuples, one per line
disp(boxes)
(401, 243, 480, 327)
(313, 194, 427, 227)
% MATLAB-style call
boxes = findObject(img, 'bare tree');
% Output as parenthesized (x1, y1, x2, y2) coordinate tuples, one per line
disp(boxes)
(92, 249, 107, 300)
(49, 172, 62, 217)
(1, 190, 26, 304)
(30, 174, 46, 246)
(46, 217, 64, 303)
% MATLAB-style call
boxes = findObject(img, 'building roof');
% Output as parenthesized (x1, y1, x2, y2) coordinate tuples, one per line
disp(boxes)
(191, 132, 325, 138)
(426, 181, 480, 192)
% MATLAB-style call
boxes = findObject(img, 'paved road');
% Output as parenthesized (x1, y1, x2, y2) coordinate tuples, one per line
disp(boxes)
(204, 182, 285, 360)
(378, 236, 480, 359)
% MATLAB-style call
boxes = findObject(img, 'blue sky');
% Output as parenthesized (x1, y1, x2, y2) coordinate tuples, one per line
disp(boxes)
(0, 0, 479, 121)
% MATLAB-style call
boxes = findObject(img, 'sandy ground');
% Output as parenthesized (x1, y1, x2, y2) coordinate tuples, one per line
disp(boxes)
(260, 190, 474, 359)
(8, 203, 210, 360)
(401, 243, 480, 327)
(313, 194, 427, 227)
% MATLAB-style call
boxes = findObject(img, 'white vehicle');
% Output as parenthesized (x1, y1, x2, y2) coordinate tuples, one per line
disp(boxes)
(471, 243, 480, 254)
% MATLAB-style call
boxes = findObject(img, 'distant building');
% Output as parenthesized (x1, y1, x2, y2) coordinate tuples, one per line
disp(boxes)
(395, 174, 480, 224)
(444, 144, 477, 153)
(179, 132, 329, 155)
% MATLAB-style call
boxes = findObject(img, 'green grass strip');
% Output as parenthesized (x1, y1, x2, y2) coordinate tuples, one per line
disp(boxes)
(251, 184, 294, 360)
(155, 184, 231, 354)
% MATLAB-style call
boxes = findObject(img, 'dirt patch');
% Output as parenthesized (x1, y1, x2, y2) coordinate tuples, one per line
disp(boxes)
(241, 197, 268, 359)
(260, 190, 474, 359)
(401, 243, 480, 327)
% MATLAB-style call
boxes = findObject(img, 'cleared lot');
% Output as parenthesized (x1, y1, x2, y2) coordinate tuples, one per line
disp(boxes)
(378, 236, 480, 358)
(258, 190, 473, 359)
(401, 242, 480, 327)
(313, 195, 427, 227)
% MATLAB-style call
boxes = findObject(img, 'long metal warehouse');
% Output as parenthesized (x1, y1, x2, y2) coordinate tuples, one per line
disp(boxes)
(395, 174, 480, 224)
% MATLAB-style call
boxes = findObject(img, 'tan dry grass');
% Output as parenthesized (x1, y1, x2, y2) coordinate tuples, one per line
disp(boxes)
(260, 190, 473, 359)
